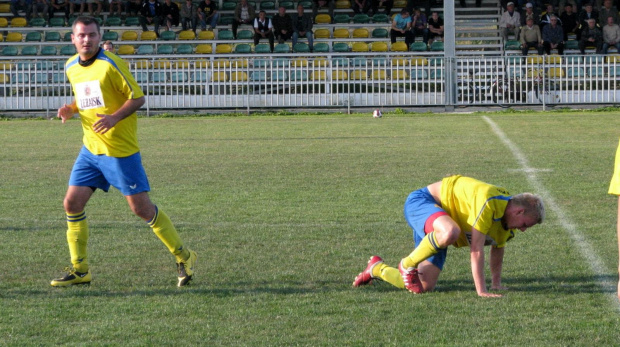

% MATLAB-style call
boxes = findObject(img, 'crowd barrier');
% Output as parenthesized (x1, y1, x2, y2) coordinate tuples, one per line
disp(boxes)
(1, 53, 619, 114)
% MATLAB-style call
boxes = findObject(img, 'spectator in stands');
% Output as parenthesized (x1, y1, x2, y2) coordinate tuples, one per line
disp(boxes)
(411, 7, 429, 44)
(11, 0, 33, 20)
(599, 0, 619, 24)
(543, 15, 565, 54)
(520, 15, 544, 55)
(85, 0, 101, 16)
(408, 0, 433, 17)
(108, 0, 122, 17)
(161, 0, 180, 31)
(603, 15, 620, 53)
(557, 0, 578, 14)
(578, 2, 599, 30)
(102, 40, 115, 52)
(560, 3, 579, 40)
(500, 2, 521, 42)
(49, 0, 70, 19)
(539, 3, 561, 31)
(32, 0, 49, 19)
(312, 0, 334, 20)
(390, 8, 414, 47)
(427, 11, 444, 45)
(139, 0, 163, 36)
(352, 0, 371, 14)
(254, 10, 275, 52)
(273, 6, 293, 44)
(371, 0, 393, 16)
(197, 0, 219, 30)
(125, 0, 141, 16)
(180, 0, 198, 32)
(292, 3, 314, 51)
(521, 3, 539, 27)
(69, 0, 85, 17)
(579, 17, 603, 53)
(233, 0, 255, 39)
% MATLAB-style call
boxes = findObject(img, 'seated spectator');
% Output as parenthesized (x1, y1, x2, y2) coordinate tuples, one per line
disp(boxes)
(233, 0, 255, 39)
(579, 18, 603, 53)
(500, 2, 521, 42)
(69, 0, 85, 16)
(273, 5, 293, 44)
(108, 0, 122, 17)
(254, 10, 275, 52)
(85, 0, 101, 16)
(312, 0, 334, 20)
(32, 0, 49, 19)
(539, 3, 561, 31)
(197, 0, 219, 30)
(520, 16, 544, 55)
(599, 0, 619, 24)
(49, 0, 70, 19)
(411, 7, 429, 44)
(603, 16, 620, 53)
(140, 0, 163, 36)
(352, 0, 371, 14)
(390, 8, 414, 47)
(560, 3, 579, 40)
(11, 0, 33, 20)
(543, 15, 565, 54)
(102, 40, 115, 52)
(292, 3, 314, 51)
(162, 0, 180, 31)
(180, 0, 198, 32)
(521, 3, 540, 27)
(557, 0, 577, 14)
(427, 11, 444, 44)
(371, 0, 393, 16)
(578, 2, 599, 30)
(125, 0, 141, 16)
(409, 0, 433, 17)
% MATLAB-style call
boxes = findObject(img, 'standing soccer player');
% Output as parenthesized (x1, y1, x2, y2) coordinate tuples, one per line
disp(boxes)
(52, 16, 197, 287)
(609, 139, 620, 301)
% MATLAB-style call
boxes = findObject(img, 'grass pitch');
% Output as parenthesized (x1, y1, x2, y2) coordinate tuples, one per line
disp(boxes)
(1, 111, 620, 346)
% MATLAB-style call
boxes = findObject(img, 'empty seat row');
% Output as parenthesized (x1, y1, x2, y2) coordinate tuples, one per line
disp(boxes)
(1, 45, 76, 56)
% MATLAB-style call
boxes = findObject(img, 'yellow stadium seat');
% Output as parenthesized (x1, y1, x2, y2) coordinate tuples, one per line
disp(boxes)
(212, 71, 228, 82)
(0, 3, 10, 12)
(350, 70, 367, 80)
(6, 32, 23, 42)
(547, 67, 565, 78)
(175, 60, 191, 68)
(179, 30, 196, 40)
(526, 55, 543, 64)
(391, 41, 408, 52)
(292, 58, 308, 67)
(196, 44, 213, 54)
(372, 70, 387, 79)
(0, 33, 3, 42)
(0, 18, 8, 27)
(313, 58, 329, 67)
(195, 59, 211, 68)
(410, 57, 428, 66)
(391, 70, 408, 80)
(371, 42, 388, 52)
(153, 60, 171, 68)
(0, 62, 14, 69)
(314, 28, 330, 38)
(311, 70, 327, 80)
(140, 31, 158, 40)
(335, 0, 351, 8)
(231, 59, 249, 68)
(333, 28, 350, 38)
(216, 44, 233, 54)
(213, 59, 230, 68)
(231, 71, 248, 81)
(11, 17, 27, 27)
(332, 70, 348, 80)
(394, 0, 407, 7)
(352, 42, 369, 52)
(198, 30, 215, 40)
(391, 57, 409, 66)
(315, 14, 331, 24)
(121, 31, 138, 41)
(607, 55, 620, 63)
(116, 45, 135, 54)
(0, 74, 9, 83)
(545, 54, 561, 64)
(134, 59, 152, 69)
(352, 28, 369, 38)
(526, 68, 543, 78)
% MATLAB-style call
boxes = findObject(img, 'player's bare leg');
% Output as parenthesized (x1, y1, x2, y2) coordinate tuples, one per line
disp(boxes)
(418, 260, 441, 292)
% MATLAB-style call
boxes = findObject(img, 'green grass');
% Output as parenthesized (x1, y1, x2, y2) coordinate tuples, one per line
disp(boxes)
(1, 112, 620, 346)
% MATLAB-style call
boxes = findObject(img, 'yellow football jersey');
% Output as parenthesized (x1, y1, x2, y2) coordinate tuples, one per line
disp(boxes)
(65, 49, 144, 157)
(609, 139, 620, 195)
(440, 175, 515, 248)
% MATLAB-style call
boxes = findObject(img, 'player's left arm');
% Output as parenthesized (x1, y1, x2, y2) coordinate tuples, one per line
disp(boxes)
(470, 227, 503, 298)
(93, 96, 145, 134)
(490, 245, 507, 290)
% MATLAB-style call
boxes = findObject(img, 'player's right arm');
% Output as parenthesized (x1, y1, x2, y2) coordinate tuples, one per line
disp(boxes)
(57, 101, 77, 123)
(470, 227, 502, 298)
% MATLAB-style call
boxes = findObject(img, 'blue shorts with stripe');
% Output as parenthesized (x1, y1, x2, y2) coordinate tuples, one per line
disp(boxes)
(403, 187, 448, 270)
(69, 146, 150, 196)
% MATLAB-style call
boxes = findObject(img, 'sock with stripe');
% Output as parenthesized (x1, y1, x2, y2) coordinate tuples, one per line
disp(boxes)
(401, 231, 442, 269)
(371, 263, 405, 289)
(147, 206, 189, 263)
(66, 211, 89, 273)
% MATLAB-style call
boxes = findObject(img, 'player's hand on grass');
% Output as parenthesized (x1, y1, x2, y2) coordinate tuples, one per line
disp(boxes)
(57, 104, 75, 123)
(93, 113, 119, 134)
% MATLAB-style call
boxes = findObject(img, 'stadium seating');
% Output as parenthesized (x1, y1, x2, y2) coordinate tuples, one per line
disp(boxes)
(335, 0, 351, 8)
(314, 28, 330, 39)
(352, 14, 370, 23)
(64, 32, 73, 41)
(171, 72, 188, 83)
(222, 1, 237, 10)
(218, 30, 234, 40)
(292, 58, 308, 67)
(391, 41, 408, 52)
(332, 70, 348, 81)
(274, 43, 290, 53)
(293, 43, 310, 53)
(372, 14, 389, 23)
(216, 44, 233, 54)
(26, 32, 42, 42)
(313, 42, 329, 52)
(6, 32, 23, 42)
(160, 31, 177, 40)
(30, 17, 46, 27)
(49, 17, 65, 27)
(352, 28, 369, 38)
(237, 30, 253, 40)
(122, 31, 139, 41)
(280, 1, 294, 9)
(125, 17, 140, 26)
(391, 70, 408, 80)
(255, 43, 271, 53)
(298, 0, 312, 9)
(333, 14, 350, 23)
(291, 71, 308, 81)
(333, 57, 348, 66)
(234, 43, 252, 53)
(179, 30, 196, 40)
(45, 31, 62, 41)
(371, 42, 388, 52)
(371, 28, 388, 38)
(311, 70, 327, 81)
(410, 42, 428, 52)
(212, 72, 228, 82)
(198, 30, 215, 40)
(231, 71, 249, 82)
(176, 44, 193, 54)
(117, 45, 135, 55)
(60, 45, 77, 55)
(333, 28, 350, 38)
(41, 46, 58, 55)
(546, 55, 561, 64)
(196, 44, 213, 54)
(547, 67, 565, 78)
(260, 1, 276, 9)
(10, 17, 27, 27)
(141, 31, 158, 40)
(105, 16, 122, 26)
(174, 60, 191, 68)
(351, 70, 368, 80)
(430, 41, 444, 51)
(137, 45, 154, 55)
(21, 46, 38, 56)
(504, 40, 520, 50)
(102, 31, 119, 41)
(0, 18, 7, 27)
(333, 42, 349, 52)
(352, 42, 369, 52)
(315, 14, 331, 24)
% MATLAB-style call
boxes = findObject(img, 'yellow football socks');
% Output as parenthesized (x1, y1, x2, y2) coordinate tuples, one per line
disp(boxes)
(66, 211, 89, 273)
(401, 231, 441, 269)
(147, 206, 189, 262)
(372, 263, 405, 289)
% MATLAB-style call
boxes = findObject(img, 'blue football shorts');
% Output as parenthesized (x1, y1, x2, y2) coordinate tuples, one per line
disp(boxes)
(403, 187, 449, 270)
(69, 146, 151, 196)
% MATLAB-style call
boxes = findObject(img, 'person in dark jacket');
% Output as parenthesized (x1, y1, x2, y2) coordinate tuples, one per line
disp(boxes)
(140, 0, 163, 36)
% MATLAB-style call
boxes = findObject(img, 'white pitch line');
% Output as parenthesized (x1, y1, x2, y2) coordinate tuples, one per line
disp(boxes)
(482, 116, 619, 310)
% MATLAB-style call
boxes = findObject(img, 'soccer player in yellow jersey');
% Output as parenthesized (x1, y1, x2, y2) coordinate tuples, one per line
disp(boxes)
(52, 16, 197, 287)
(608, 139, 620, 301)
(353, 175, 545, 298)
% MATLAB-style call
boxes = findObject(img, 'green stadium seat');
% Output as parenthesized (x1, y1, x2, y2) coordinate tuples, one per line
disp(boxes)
(176, 44, 194, 54)
(351, 57, 367, 66)
(157, 44, 174, 54)
(254, 58, 269, 67)
(410, 42, 427, 52)
(237, 30, 253, 40)
(274, 43, 290, 53)
(52, 72, 68, 83)
(13, 73, 29, 83)
(105, 16, 122, 26)
(234, 43, 252, 53)
(293, 43, 310, 53)
(171, 72, 188, 82)
(26, 32, 42, 42)
(125, 16, 140, 26)
(160, 31, 176, 40)
(222, 1, 237, 10)
(371, 28, 388, 38)
(102, 31, 119, 41)
(290, 71, 308, 81)
(218, 30, 234, 40)
(64, 32, 73, 41)
(29, 17, 47, 27)
(298, 0, 313, 9)
(21, 46, 38, 56)
(273, 71, 288, 81)
(372, 13, 389, 23)
(313, 42, 329, 52)
(333, 14, 350, 23)
(411, 68, 428, 79)
(49, 17, 65, 27)
(260, 1, 276, 9)
(273, 58, 289, 67)
(151, 72, 167, 83)
(280, 1, 294, 9)
(332, 57, 349, 67)
(192, 71, 209, 82)
(134, 72, 149, 83)
(372, 56, 388, 66)
(36, 61, 60, 70)
(332, 42, 349, 52)
(220, 15, 234, 25)
(60, 45, 77, 55)
(504, 40, 520, 50)
(565, 40, 579, 50)
(45, 31, 62, 41)
(430, 41, 444, 51)
(41, 46, 58, 55)
(255, 43, 271, 53)
(352, 14, 370, 23)
(137, 45, 154, 55)
(251, 71, 267, 81)
(33, 72, 48, 83)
